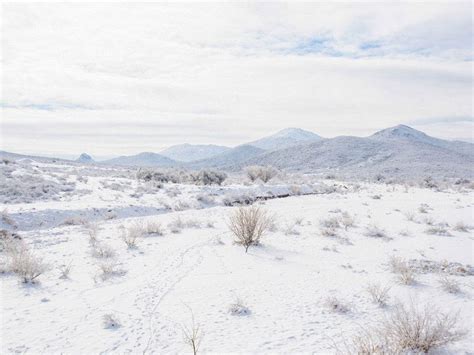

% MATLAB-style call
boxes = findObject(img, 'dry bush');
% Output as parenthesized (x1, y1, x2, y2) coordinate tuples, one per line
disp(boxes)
(438, 275, 461, 294)
(182, 312, 203, 355)
(245, 165, 278, 183)
(10, 248, 48, 283)
(228, 298, 251, 316)
(453, 221, 471, 232)
(325, 296, 350, 314)
(366, 282, 391, 306)
(342, 303, 465, 354)
(283, 222, 300, 236)
(320, 216, 341, 229)
(228, 205, 273, 252)
(418, 204, 430, 214)
(91, 243, 116, 258)
(144, 221, 165, 236)
(61, 216, 86, 226)
(84, 223, 99, 246)
(1, 208, 16, 227)
(320, 227, 339, 238)
(340, 212, 356, 230)
(364, 225, 387, 239)
(403, 211, 416, 222)
(58, 261, 73, 279)
(96, 260, 125, 281)
(389, 256, 416, 285)
(425, 226, 451, 236)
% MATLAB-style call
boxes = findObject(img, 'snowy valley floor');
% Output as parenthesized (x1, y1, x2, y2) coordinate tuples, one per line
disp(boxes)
(1, 162, 473, 354)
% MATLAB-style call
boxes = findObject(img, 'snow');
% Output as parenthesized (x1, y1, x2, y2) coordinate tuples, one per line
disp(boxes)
(1, 158, 473, 354)
(160, 144, 231, 162)
(247, 127, 322, 150)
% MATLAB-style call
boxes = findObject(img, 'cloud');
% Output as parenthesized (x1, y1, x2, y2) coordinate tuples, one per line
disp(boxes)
(1, 2, 472, 157)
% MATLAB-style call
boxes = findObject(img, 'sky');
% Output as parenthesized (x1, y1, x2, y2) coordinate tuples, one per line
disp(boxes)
(1, 1, 473, 159)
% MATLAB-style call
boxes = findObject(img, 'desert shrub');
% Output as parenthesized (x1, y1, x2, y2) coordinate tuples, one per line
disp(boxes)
(389, 256, 416, 285)
(190, 170, 227, 186)
(58, 261, 73, 279)
(438, 275, 461, 294)
(228, 298, 251, 316)
(403, 211, 416, 222)
(364, 225, 387, 239)
(91, 243, 116, 258)
(245, 165, 278, 183)
(320, 227, 339, 238)
(453, 221, 471, 232)
(366, 283, 391, 306)
(96, 260, 125, 281)
(343, 303, 465, 353)
(320, 216, 341, 229)
(182, 313, 203, 355)
(144, 221, 164, 236)
(324, 296, 350, 314)
(340, 212, 356, 230)
(103, 313, 121, 329)
(418, 204, 430, 214)
(425, 226, 451, 236)
(371, 194, 382, 200)
(121, 226, 141, 249)
(228, 206, 273, 252)
(84, 223, 99, 246)
(61, 215, 86, 226)
(283, 222, 300, 236)
(10, 248, 48, 283)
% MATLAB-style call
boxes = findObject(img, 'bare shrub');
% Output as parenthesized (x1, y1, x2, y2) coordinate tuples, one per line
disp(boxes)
(418, 204, 430, 213)
(228, 298, 251, 316)
(343, 303, 465, 353)
(96, 260, 125, 281)
(425, 226, 451, 236)
(227, 205, 273, 252)
(143, 221, 164, 236)
(364, 225, 387, 239)
(103, 313, 121, 329)
(340, 212, 356, 230)
(403, 211, 416, 222)
(91, 243, 116, 258)
(245, 165, 278, 183)
(325, 296, 350, 314)
(283, 222, 300, 236)
(10, 248, 48, 283)
(122, 227, 141, 249)
(438, 275, 461, 294)
(320, 227, 339, 238)
(190, 169, 227, 186)
(320, 216, 341, 229)
(453, 221, 471, 233)
(182, 312, 203, 355)
(61, 216, 86, 226)
(58, 261, 73, 279)
(365, 282, 391, 306)
(389, 256, 416, 285)
(84, 223, 99, 246)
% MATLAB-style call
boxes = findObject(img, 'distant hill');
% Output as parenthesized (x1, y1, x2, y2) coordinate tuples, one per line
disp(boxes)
(102, 152, 177, 167)
(76, 153, 94, 163)
(246, 127, 322, 150)
(160, 144, 230, 162)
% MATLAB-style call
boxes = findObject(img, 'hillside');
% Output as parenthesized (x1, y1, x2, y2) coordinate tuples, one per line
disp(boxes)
(160, 144, 230, 162)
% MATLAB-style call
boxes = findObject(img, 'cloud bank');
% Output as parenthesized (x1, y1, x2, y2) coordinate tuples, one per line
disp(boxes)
(1, 2, 472, 157)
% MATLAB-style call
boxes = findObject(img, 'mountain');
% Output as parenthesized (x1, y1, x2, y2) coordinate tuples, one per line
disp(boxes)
(371, 124, 473, 156)
(187, 145, 265, 169)
(241, 125, 474, 178)
(102, 152, 177, 167)
(160, 144, 231, 162)
(76, 153, 94, 163)
(246, 127, 322, 150)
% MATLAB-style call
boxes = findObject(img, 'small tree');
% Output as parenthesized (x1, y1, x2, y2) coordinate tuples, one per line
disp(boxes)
(245, 166, 278, 183)
(228, 206, 272, 252)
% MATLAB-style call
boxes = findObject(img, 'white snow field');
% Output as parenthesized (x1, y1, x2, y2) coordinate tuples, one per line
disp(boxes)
(1, 158, 473, 354)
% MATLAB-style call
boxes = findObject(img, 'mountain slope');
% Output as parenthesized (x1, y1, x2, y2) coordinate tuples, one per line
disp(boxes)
(242, 126, 474, 178)
(187, 145, 265, 169)
(160, 144, 231, 162)
(102, 152, 177, 167)
(246, 127, 322, 150)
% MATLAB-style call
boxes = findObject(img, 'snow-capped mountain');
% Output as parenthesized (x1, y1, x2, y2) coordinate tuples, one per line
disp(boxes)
(246, 127, 322, 150)
(76, 153, 94, 163)
(160, 144, 231, 162)
(102, 152, 176, 167)
(242, 125, 474, 178)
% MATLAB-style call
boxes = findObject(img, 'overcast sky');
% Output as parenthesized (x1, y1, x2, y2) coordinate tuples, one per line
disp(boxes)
(1, 1, 472, 159)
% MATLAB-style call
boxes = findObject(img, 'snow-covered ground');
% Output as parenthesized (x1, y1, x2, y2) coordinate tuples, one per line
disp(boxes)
(1, 159, 473, 354)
